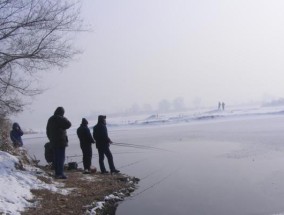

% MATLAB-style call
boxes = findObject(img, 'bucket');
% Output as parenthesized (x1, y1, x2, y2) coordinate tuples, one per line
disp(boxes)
(67, 162, 78, 170)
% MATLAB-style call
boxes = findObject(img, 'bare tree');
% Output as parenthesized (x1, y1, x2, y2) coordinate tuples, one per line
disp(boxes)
(0, 0, 84, 116)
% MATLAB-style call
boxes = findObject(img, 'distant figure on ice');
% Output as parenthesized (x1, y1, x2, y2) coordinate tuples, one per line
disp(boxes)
(10, 122, 24, 148)
(46, 107, 71, 179)
(218, 102, 221, 110)
(93, 115, 120, 174)
(77, 118, 95, 174)
(222, 102, 225, 110)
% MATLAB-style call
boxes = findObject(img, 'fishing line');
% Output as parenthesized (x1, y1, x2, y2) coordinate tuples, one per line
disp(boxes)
(117, 159, 147, 169)
(131, 168, 181, 198)
(112, 143, 155, 150)
(139, 162, 175, 180)
(114, 142, 159, 149)
(139, 169, 161, 180)
(113, 142, 171, 152)
(112, 151, 148, 155)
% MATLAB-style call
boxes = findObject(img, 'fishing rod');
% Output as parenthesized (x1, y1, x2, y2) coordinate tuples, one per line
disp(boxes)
(112, 142, 171, 152)
(112, 151, 148, 155)
(112, 143, 154, 150)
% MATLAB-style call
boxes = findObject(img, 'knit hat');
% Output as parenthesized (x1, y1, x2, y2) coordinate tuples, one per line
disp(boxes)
(81, 118, 88, 125)
(98, 115, 106, 123)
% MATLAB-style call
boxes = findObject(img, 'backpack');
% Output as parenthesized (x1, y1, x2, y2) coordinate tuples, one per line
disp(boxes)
(44, 142, 54, 163)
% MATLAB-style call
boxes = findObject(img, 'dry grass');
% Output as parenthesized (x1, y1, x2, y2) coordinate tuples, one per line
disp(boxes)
(22, 167, 139, 215)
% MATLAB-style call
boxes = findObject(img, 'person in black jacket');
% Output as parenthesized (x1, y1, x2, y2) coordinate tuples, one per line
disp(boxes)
(46, 107, 72, 179)
(93, 115, 120, 174)
(77, 118, 95, 174)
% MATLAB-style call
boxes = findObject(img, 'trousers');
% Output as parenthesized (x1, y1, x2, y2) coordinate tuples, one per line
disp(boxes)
(53, 147, 66, 176)
(97, 146, 116, 172)
(81, 145, 92, 170)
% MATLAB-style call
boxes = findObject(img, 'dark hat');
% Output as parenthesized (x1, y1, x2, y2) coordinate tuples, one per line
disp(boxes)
(81, 118, 88, 125)
(98, 115, 106, 123)
(54, 107, 65, 116)
(12, 122, 20, 130)
(98, 115, 106, 119)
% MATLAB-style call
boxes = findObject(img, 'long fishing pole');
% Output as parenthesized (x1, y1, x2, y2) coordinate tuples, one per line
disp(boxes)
(112, 143, 155, 150)
(112, 142, 171, 152)
(112, 151, 148, 155)
(113, 142, 159, 149)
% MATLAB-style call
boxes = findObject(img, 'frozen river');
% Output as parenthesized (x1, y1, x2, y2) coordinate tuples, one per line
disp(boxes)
(24, 114, 284, 215)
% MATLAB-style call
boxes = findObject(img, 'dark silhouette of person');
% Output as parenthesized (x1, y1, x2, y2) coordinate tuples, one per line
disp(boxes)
(222, 102, 225, 110)
(218, 102, 221, 110)
(10, 122, 24, 148)
(77, 118, 95, 174)
(46, 107, 71, 179)
(93, 115, 120, 174)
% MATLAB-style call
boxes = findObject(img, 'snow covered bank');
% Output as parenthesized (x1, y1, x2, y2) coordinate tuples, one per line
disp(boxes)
(105, 105, 284, 128)
(0, 150, 69, 215)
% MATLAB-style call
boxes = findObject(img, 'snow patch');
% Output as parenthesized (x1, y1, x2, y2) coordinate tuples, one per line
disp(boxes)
(0, 151, 69, 215)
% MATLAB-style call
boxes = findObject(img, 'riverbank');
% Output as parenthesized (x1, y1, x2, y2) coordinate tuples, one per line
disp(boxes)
(22, 166, 139, 215)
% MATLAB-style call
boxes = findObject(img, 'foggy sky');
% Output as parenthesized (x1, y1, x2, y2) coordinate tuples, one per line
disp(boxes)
(14, 0, 284, 129)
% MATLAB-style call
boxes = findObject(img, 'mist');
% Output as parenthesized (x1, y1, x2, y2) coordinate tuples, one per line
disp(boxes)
(13, 0, 284, 129)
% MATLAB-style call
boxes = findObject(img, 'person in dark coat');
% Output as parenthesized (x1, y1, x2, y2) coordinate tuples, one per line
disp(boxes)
(93, 115, 120, 174)
(77, 118, 95, 174)
(10, 122, 24, 148)
(46, 107, 71, 179)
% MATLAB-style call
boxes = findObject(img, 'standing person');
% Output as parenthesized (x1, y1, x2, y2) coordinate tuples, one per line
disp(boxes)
(46, 107, 71, 179)
(93, 115, 120, 174)
(222, 102, 225, 110)
(10, 122, 24, 148)
(77, 118, 95, 174)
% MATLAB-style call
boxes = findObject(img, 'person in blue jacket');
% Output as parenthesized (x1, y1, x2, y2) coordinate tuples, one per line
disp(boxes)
(10, 122, 24, 148)
(93, 115, 120, 174)
(77, 118, 95, 174)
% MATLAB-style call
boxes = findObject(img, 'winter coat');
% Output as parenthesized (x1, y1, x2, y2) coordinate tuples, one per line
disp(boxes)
(77, 124, 95, 148)
(93, 118, 111, 149)
(46, 107, 71, 148)
(10, 123, 24, 147)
